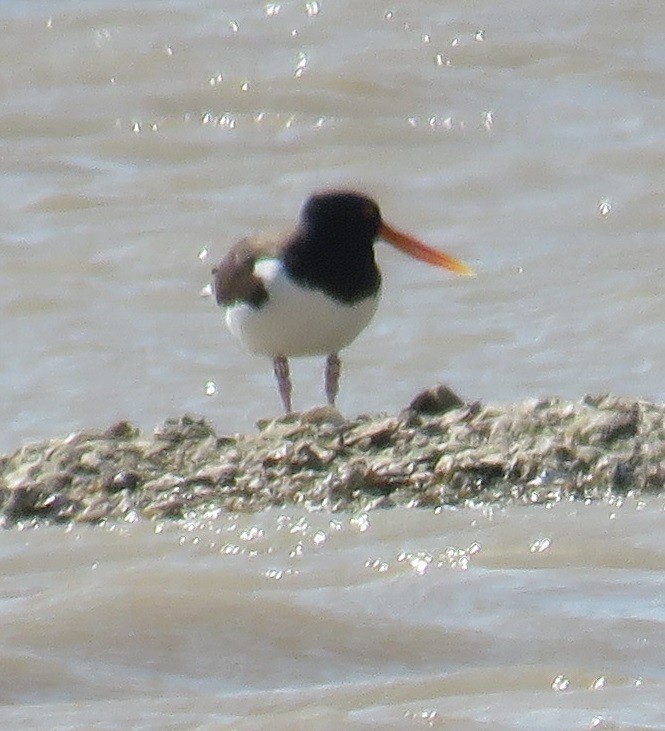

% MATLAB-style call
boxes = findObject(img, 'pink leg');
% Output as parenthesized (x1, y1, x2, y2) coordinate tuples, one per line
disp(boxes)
(325, 352, 341, 406)
(273, 355, 293, 413)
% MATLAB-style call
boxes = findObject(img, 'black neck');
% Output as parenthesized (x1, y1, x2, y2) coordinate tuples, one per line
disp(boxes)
(282, 231, 381, 305)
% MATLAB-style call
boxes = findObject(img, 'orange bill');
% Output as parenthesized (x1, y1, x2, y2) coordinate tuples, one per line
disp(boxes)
(380, 222, 475, 277)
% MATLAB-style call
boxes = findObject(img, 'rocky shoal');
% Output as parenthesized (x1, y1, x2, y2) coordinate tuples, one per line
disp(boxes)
(1, 387, 663, 527)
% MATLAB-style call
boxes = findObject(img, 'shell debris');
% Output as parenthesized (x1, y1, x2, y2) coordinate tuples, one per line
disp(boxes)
(0, 391, 663, 526)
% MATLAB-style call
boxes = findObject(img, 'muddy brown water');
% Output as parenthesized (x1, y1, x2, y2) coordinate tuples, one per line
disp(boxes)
(1, 1, 664, 727)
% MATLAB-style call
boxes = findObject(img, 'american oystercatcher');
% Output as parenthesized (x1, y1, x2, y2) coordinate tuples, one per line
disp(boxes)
(212, 190, 474, 413)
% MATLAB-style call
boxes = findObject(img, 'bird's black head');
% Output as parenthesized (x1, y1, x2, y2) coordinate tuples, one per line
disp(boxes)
(300, 191, 382, 247)
(284, 190, 383, 304)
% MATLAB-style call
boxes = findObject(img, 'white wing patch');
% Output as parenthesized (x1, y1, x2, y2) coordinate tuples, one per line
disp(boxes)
(225, 258, 380, 357)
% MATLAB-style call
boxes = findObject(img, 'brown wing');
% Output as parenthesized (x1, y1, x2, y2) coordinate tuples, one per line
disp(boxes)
(212, 231, 289, 308)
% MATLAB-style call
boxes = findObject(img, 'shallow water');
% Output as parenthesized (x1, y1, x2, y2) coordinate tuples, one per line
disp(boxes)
(1, 1, 664, 727)
(1, 501, 665, 729)
(2, 0, 663, 448)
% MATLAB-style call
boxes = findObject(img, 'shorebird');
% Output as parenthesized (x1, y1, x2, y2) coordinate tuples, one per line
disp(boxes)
(212, 190, 474, 413)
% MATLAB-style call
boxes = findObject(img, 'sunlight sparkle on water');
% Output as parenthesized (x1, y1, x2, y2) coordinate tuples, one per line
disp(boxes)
(551, 674, 570, 691)
(219, 113, 235, 129)
(288, 517, 309, 534)
(295, 52, 308, 77)
(240, 526, 264, 541)
(365, 558, 389, 573)
(350, 513, 370, 532)
(403, 709, 439, 726)
(289, 542, 304, 558)
(529, 537, 551, 553)
(428, 115, 453, 130)
(265, 568, 298, 580)
(398, 551, 433, 575)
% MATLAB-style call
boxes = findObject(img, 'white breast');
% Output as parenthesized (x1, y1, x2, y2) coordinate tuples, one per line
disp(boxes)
(225, 259, 380, 357)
